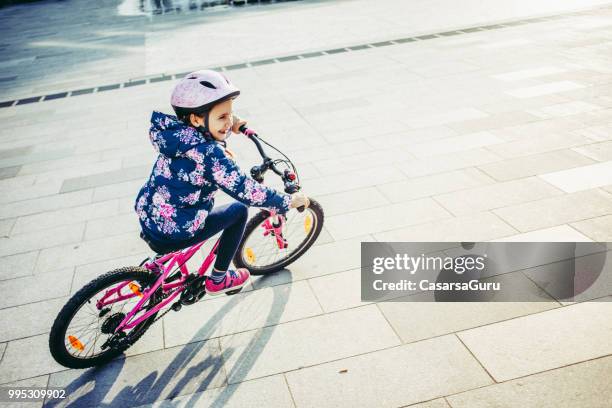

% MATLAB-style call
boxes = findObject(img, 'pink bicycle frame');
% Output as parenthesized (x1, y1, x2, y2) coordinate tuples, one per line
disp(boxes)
(95, 238, 219, 333)
(93, 210, 286, 334)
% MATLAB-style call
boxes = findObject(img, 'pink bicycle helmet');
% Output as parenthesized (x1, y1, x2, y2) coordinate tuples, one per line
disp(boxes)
(170, 70, 240, 124)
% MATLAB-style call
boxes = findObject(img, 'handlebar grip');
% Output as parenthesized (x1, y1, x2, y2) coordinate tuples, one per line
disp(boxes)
(297, 205, 305, 213)
(238, 124, 248, 133)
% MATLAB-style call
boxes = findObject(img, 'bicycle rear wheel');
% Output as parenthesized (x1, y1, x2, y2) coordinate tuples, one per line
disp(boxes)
(233, 198, 324, 275)
(49, 267, 160, 369)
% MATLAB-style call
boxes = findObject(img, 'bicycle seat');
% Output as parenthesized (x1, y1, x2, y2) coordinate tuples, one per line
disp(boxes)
(140, 232, 190, 255)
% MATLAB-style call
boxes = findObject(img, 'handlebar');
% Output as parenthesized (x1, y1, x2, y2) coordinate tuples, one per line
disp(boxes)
(238, 124, 306, 212)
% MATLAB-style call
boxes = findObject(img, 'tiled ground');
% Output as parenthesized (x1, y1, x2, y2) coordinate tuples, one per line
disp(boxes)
(1, 0, 612, 407)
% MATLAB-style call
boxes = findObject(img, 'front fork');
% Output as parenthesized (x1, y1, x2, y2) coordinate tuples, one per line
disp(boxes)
(262, 213, 288, 249)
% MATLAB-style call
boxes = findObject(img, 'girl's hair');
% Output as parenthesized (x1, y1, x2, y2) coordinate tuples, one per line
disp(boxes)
(178, 111, 205, 127)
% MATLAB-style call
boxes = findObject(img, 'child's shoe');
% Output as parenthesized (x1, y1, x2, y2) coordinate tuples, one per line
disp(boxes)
(205, 268, 250, 295)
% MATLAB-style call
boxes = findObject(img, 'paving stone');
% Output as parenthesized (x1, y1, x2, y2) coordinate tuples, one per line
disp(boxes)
(477, 149, 595, 181)
(0, 268, 73, 309)
(0, 223, 85, 257)
(362, 127, 458, 149)
(505, 81, 584, 98)
(0, 251, 38, 281)
(59, 165, 149, 193)
(0, 165, 20, 179)
(490, 225, 593, 242)
(312, 148, 413, 174)
(0, 190, 92, 219)
(373, 211, 518, 242)
(0, 146, 34, 160)
(0, 297, 67, 343)
(448, 110, 539, 133)
(457, 299, 612, 381)
(164, 280, 322, 348)
(0, 334, 66, 384)
(491, 66, 568, 81)
(493, 189, 612, 232)
(0, 148, 74, 169)
(434, 177, 563, 216)
(487, 116, 585, 142)
(307, 268, 368, 313)
(220, 305, 400, 383)
(378, 272, 558, 344)
(528, 100, 603, 119)
(410, 399, 451, 408)
(11, 200, 118, 235)
(139, 374, 294, 408)
(378, 168, 495, 203)
(571, 215, 612, 241)
(46, 340, 225, 408)
(303, 165, 407, 197)
(404, 132, 504, 158)
(401, 108, 489, 129)
(92, 179, 144, 202)
(0, 179, 63, 205)
(326, 199, 450, 241)
(0, 217, 15, 237)
(35, 232, 149, 273)
(285, 335, 492, 408)
(447, 355, 612, 408)
(539, 160, 612, 193)
(16, 154, 111, 177)
(315, 186, 389, 216)
(573, 140, 612, 161)
(486, 132, 592, 159)
(84, 212, 140, 241)
(572, 124, 612, 142)
(396, 148, 502, 178)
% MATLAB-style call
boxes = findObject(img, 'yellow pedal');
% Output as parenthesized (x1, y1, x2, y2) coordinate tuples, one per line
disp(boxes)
(68, 335, 85, 352)
(245, 247, 256, 263)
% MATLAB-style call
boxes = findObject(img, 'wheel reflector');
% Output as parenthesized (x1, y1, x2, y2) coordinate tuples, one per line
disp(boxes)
(245, 247, 256, 263)
(129, 282, 143, 297)
(304, 215, 312, 233)
(68, 335, 84, 351)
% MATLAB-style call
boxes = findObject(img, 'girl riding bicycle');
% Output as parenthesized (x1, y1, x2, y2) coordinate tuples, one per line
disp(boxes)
(135, 70, 309, 295)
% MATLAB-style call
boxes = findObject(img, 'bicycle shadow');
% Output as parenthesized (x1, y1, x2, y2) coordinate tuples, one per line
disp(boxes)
(44, 272, 291, 407)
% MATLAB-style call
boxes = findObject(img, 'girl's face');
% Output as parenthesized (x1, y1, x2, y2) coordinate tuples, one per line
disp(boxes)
(191, 99, 234, 142)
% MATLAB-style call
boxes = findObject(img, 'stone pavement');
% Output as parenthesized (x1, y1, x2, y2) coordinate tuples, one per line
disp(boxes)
(1, 0, 612, 406)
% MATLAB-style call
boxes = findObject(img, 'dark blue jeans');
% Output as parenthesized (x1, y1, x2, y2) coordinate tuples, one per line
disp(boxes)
(147, 202, 248, 271)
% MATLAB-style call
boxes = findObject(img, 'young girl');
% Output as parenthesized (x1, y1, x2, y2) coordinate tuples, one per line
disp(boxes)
(135, 70, 309, 295)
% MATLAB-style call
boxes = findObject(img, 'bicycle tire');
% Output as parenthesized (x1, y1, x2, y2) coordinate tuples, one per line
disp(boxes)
(233, 198, 324, 275)
(49, 267, 160, 369)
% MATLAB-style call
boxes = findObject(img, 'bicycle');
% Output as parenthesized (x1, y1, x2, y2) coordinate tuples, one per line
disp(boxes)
(49, 126, 324, 369)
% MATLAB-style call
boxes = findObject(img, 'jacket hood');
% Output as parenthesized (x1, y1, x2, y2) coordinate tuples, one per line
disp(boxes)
(149, 111, 209, 157)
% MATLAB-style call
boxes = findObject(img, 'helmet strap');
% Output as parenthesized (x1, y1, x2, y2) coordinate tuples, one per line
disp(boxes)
(193, 110, 213, 140)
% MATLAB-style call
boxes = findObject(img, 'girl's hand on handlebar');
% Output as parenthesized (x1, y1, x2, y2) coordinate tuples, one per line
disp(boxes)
(290, 192, 310, 209)
(231, 115, 247, 134)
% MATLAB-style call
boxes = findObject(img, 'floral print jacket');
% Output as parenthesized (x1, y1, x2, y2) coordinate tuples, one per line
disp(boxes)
(135, 111, 292, 242)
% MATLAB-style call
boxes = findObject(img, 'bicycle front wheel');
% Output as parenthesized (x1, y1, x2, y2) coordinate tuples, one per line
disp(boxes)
(233, 198, 324, 275)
